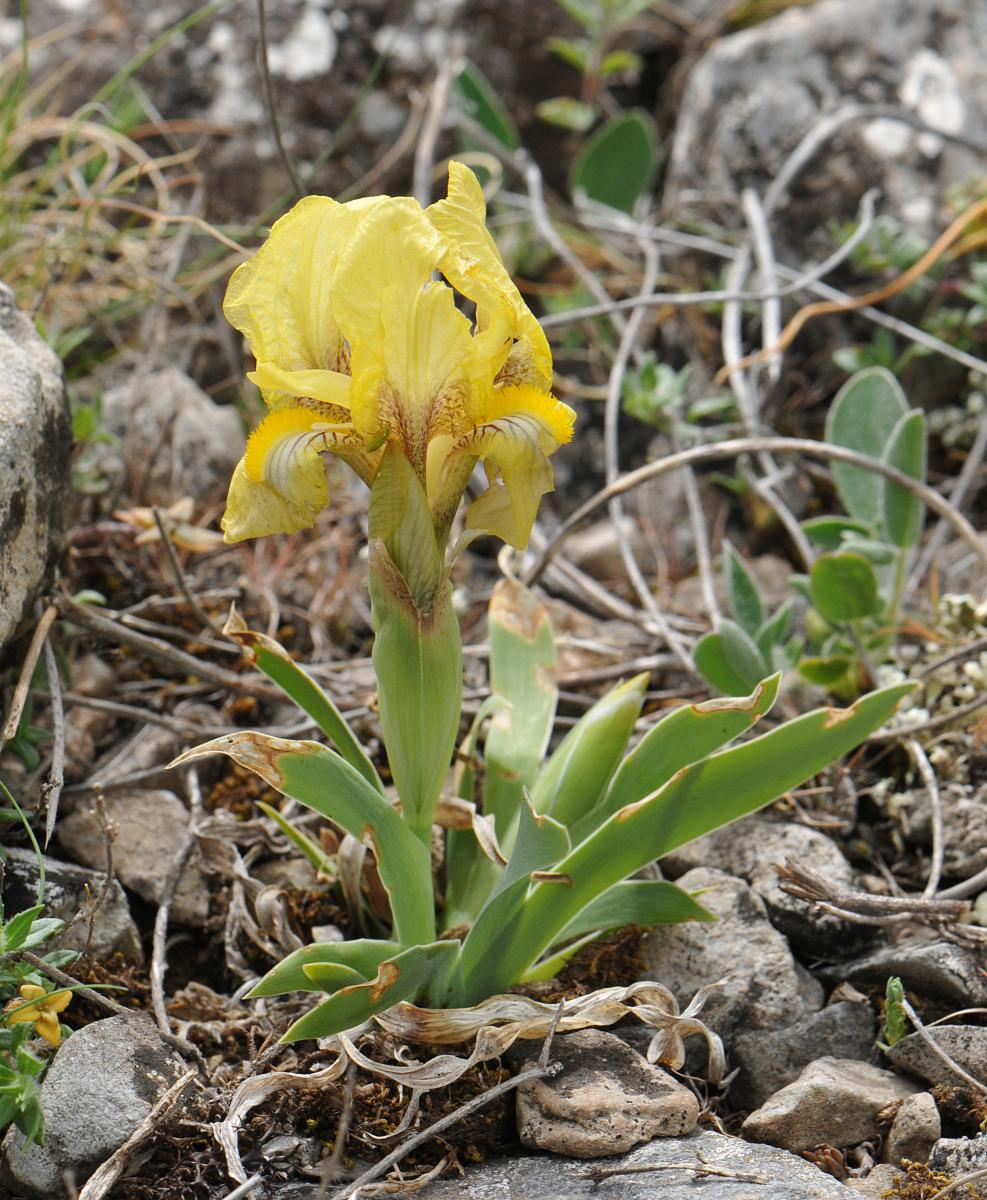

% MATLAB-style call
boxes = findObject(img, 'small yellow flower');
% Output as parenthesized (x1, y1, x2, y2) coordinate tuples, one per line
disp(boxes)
(5, 984, 72, 1047)
(221, 162, 575, 550)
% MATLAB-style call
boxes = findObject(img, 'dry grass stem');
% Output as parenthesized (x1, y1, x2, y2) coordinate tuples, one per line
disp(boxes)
(1, 604, 58, 745)
(38, 608, 65, 847)
(151, 505, 227, 638)
(150, 768, 204, 1042)
(603, 231, 693, 669)
(909, 418, 987, 595)
(535, 186, 880, 328)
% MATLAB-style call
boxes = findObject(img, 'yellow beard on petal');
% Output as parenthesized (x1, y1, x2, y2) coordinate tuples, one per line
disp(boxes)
(244, 407, 325, 482)
(480, 384, 576, 448)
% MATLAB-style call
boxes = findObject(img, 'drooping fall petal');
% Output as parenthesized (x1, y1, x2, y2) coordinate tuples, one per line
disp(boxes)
(442, 385, 575, 549)
(222, 408, 336, 542)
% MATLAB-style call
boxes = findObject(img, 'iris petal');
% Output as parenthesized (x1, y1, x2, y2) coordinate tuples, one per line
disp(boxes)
(248, 363, 352, 413)
(329, 200, 478, 475)
(427, 162, 553, 394)
(442, 385, 576, 549)
(224, 197, 349, 406)
(223, 408, 333, 543)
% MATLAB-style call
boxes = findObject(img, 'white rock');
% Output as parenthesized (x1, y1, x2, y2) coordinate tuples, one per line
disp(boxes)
(664, 0, 987, 249)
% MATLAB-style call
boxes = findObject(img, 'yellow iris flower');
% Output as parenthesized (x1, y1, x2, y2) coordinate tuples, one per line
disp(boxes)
(221, 162, 575, 551)
(5, 983, 71, 1047)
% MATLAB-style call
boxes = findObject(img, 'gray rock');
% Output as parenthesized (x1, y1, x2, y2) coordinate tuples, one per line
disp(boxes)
(847, 1164, 906, 1198)
(731, 1001, 878, 1109)
(516, 1029, 698, 1159)
(641, 868, 823, 1042)
(838, 940, 987, 1007)
(662, 816, 863, 952)
(0, 282, 72, 651)
(887, 1026, 987, 1088)
(99, 367, 244, 505)
(0, 847, 142, 962)
(562, 516, 650, 582)
(898, 781, 987, 879)
(664, 0, 987, 253)
(418, 1127, 861, 1198)
(883, 1092, 940, 1165)
(58, 790, 209, 927)
(88, 706, 214, 790)
(0, 1013, 185, 1197)
(742, 1057, 920, 1153)
(931, 1133, 987, 1198)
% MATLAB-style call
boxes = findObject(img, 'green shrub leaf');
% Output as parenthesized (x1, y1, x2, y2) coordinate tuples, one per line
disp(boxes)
(826, 367, 907, 524)
(570, 110, 657, 213)
(694, 619, 767, 696)
(809, 553, 880, 623)
(454, 62, 519, 150)
(882, 409, 926, 548)
(723, 541, 765, 637)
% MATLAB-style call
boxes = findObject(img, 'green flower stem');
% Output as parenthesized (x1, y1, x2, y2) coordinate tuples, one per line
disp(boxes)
(369, 550, 462, 847)
(368, 446, 464, 848)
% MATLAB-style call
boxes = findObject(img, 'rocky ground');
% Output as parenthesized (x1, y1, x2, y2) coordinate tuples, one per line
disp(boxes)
(1, 0, 987, 1197)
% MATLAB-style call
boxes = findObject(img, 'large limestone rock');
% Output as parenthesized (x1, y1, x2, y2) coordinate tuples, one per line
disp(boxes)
(664, 0, 987, 250)
(0, 283, 72, 651)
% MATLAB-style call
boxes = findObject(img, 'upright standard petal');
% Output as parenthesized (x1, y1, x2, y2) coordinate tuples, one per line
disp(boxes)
(224, 198, 350, 406)
(427, 162, 553, 394)
(329, 198, 479, 478)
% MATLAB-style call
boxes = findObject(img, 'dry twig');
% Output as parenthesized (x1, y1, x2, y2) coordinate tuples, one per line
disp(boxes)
(523, 437, 987, 585)
(21, 951, 128, 1017)
(77, 1070, 196, 1200)
(777, 860, 968, 922)
(587, 1155, 767, 1184)
(900, 996, 987, 1097)
(905, 737, 945, 898)
(56, 595, 275, 697)
(334, 1054, 563, 1199)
